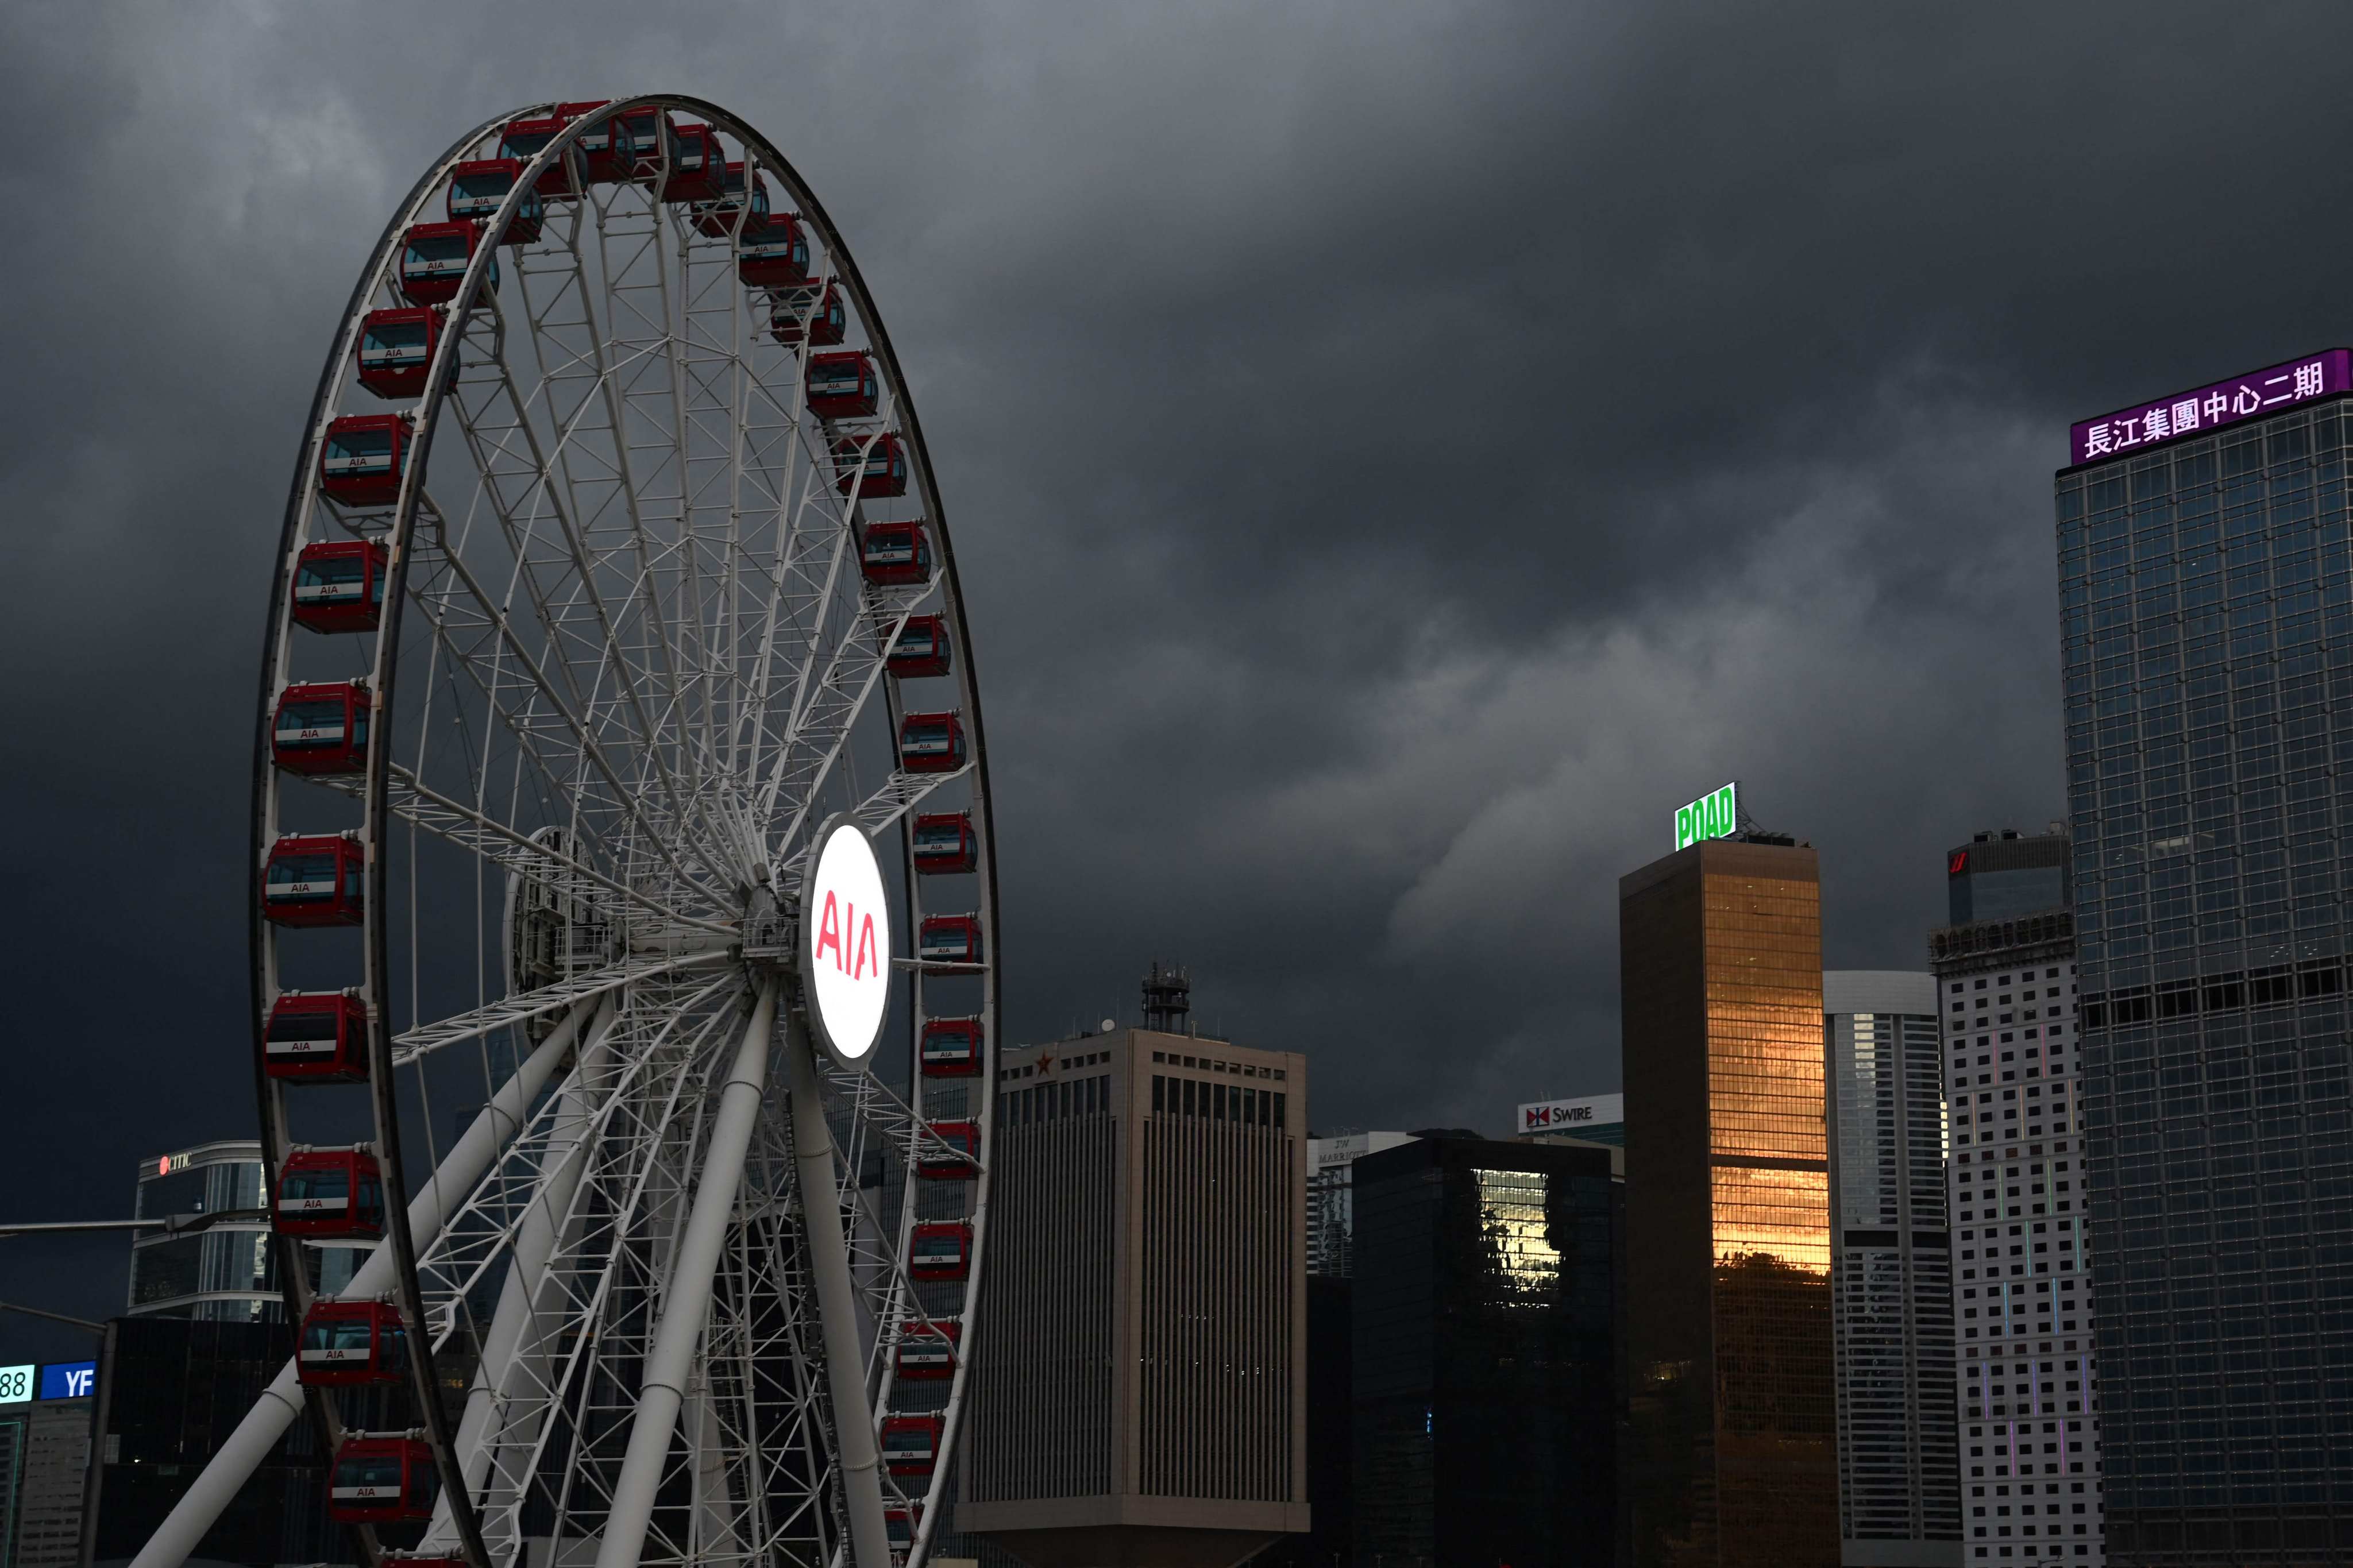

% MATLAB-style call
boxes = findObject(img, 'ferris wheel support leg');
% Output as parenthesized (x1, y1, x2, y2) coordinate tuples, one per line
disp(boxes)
(596, 979, 780, 1568)
(784, 1001, 895, 1568)
(427, 992, 622, 1552)
(129, 1001, 593, 1568)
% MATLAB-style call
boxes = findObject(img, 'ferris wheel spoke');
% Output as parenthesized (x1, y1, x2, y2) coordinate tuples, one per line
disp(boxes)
(448, 291, 699, 806)
(391, 949, 734, 1067)
(757, 584, 940, 866)
(411, 499, 736, 897)
(471, 979, 751, 1542)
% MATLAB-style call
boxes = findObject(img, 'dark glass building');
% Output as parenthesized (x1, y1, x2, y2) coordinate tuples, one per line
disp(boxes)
(1349, 1135, 1618, 1568)
(1622, 835, 1837, 1568)
(85, 1316, 361, 1564)
(2058, 360, 2353, 1565)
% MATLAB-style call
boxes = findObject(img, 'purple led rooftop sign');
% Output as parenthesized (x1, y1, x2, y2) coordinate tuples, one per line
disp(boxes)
(2070, 349, 2352, 466)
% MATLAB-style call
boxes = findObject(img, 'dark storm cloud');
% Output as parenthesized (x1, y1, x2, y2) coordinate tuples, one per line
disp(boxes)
(4, 0, 2351, 1341)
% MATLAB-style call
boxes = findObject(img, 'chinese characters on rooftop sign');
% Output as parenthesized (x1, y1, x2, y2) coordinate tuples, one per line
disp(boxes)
(2071, 349, 2351, 466)
(1675, 782, 1737, 852)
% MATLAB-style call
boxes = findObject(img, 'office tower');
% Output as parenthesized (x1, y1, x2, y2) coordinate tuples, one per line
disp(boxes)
(82, 1317, 345, 1562)
(129, 1141, 373, 1323)
(1348, 1135, 1619, 1568)
(1824, 970, 1961, 1567)
(0, 1361, 95, 1568)
(1932, 829, 2103, 1567)
(1306, 1130, 1414, 1277)
(962, 1027, 1309, 1567)
(1622, 832, 1835, 1568)
(2059, 353, 2353, 1565)
(127, 1142, 275, 1321)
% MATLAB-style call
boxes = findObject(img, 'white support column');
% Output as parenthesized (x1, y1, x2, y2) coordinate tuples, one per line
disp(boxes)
(785, 1002, 893, 1568)
(425, 992, 620, 1550)
(595, 979, 779, 1568)
(129, 1001, 592, 1568)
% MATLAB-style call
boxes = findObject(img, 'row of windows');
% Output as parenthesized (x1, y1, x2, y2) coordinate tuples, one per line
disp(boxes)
(1000, 1073, 1108, 1125)
(1151, 1075, 1286, 1129)
(1149, 1048, 1285, 1082)
(1000, 1048, 1108, 1082)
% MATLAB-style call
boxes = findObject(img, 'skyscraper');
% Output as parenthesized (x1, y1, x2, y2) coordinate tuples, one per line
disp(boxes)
(961, 1027, 1310, 1568)
(1622, 832, 1837, 1568)
(2058, 352, 2353, 1565)
(1932, 829, 2103, 1567)
(128, 1141, 374, 1322)
(1349, 1135, 1620, 1568)
(1824, 970, 1960, 1567)
(1306, 1130, 1414, 1278)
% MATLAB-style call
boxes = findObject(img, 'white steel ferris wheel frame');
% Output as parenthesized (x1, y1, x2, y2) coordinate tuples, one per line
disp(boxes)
(134, 95, 998, 1568)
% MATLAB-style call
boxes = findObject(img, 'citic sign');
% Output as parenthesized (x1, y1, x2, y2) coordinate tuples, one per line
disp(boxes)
(803, 817, 892, 1071)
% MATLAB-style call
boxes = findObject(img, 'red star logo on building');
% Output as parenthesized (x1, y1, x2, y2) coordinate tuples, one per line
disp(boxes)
(1036, 1052, 1054, 1075)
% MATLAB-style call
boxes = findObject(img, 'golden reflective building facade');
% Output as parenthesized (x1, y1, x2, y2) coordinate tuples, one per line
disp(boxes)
(1623, 837, 1837, 1568)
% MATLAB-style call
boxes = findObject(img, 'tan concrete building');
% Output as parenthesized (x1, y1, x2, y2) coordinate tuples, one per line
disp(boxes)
(962, 1028, 1310, 1568)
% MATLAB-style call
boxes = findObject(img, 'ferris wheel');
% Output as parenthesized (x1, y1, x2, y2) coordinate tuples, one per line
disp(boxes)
(132, 95, 997, 1568)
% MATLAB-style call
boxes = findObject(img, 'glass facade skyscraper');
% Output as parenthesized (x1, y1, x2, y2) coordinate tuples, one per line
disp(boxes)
(1350, 1136, 1619, 1568)
(1825, 970, 1961, 1566)
(2058, 372, 2353, 1565)
(1622, 835, 1837, 1568)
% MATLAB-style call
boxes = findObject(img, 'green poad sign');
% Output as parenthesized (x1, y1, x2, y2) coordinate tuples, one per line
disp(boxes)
(1675, 782, 1738, 851)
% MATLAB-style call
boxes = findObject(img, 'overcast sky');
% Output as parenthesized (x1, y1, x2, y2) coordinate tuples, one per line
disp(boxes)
(5, 0, 2351, 1349)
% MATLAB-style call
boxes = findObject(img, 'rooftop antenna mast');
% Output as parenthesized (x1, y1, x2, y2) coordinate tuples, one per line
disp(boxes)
(1141, 959, 1191, 1034)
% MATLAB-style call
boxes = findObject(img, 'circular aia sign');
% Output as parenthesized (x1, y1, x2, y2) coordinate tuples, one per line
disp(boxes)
(803, 816, 892, 1071)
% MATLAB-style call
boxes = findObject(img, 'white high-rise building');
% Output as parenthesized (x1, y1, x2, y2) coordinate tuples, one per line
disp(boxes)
(1826, 970, 1961, 1567)
(1305, 1131, 1413, 1277)
(1932, 828, 2103, 1566)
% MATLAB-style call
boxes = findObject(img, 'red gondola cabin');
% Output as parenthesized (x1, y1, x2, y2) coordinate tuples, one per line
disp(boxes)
(276, 1149, 386, 1239)
(887, 1505, 924, 1562)
(832, 434, 908, 498)
(327, 1435, 439, 1523)
(911, 813, 976, 875)
(292, 540, 388, 634)
(888, 616, 951, 679)
(916, 1121, 980, 1180)
(861, 522, 932, 588)
(919, 914, 982, 967)
(264, 833, 365, 927)
(909, 1221, 972, 1283)
(738, 213, 810, 288)
(498, 108, 590, 199)
(272, 681, 371, 777)
(356, 307, 440, 399)
(298, 1300, 407, 1387)
(692, 161, 770, 237)
(447, 158, 543, 243)
(897, 712, 967, 774)
(398, 221, 495, 307)
(880, 1414, 944, 1477)
(583, 105, 671, 184)
(319, 415, 410, 508)
(894, 1323, 960, 1381)
(264, 991, 369, 1082)
(659, 122, 723, 203)
(767, 280, 844, 345)
(920, 1017, 983, 1076)
(807, 352, 880, 420)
